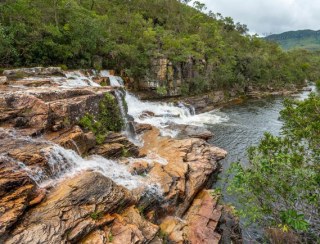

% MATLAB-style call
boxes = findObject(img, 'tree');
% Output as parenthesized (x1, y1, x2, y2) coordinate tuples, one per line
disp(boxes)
(193, 1, 207, 12)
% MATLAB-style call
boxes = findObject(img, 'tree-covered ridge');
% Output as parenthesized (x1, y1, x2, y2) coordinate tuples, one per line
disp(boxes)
(265, 29, 320, 51)
(1, 0, 320, 94)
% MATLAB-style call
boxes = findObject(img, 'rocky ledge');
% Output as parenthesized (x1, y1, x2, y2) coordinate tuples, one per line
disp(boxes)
(0, 68, 239, 243)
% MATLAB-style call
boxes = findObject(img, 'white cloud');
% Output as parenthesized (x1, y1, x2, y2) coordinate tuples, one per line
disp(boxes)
(194, 0, 320, 34)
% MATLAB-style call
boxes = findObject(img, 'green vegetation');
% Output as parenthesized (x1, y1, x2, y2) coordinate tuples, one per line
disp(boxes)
(1, 0, 320, 95)
(266, 30, 320, 51)
(228, 94, 320, 242)
(158, 229, 169, 243)
(108, 232, 114, 242)
(90, 211, 103, 220)
(79, 93, 124, 144)
(156, 86, 167, 96)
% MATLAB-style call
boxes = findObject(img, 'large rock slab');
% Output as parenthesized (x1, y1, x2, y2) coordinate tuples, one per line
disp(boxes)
(0, 87, 114, 136)
(139, 128, 227, 218)
(2, 171, 135, 244)
(81, 206, 159, 244)
(0, 156, 43, 237)
(160, 190, 222, 244)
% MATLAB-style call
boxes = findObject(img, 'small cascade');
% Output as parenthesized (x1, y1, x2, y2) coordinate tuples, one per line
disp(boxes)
(85, 71, 228, 137)
(0, 154, 46, 185)
(125, 91, 229, 136)
(100, 70, 124, 86)
(103, 71, 140, 144)
(114, 89, 141, 145)
(52, 70, 100, 87)
(40, 145, 143, 189)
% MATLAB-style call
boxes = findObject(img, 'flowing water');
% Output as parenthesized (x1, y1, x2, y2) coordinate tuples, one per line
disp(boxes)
(207, 86, 316, 242)
(125, 91, 228, 137)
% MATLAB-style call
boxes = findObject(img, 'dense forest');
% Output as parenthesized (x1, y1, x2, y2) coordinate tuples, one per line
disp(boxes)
(1, 0, 320, 94)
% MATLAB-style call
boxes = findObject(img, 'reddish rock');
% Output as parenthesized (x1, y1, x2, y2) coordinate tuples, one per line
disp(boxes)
(160, 190, 222, 244)
(2, 171, 135, 244)
(139, 128, 227, 217)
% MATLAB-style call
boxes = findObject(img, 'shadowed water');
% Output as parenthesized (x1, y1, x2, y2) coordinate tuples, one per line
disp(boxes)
(208, 86, 316, 242)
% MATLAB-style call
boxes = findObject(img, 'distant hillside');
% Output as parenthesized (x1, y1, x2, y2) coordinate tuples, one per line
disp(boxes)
(265, 30, 320, 51)
(1, 0, 320, 95)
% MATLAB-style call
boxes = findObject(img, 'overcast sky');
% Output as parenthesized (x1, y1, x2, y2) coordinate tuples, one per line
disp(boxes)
(195, 0, 320, 35)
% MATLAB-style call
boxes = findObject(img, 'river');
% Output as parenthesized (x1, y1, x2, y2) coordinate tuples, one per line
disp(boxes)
(111, 71, 315, 242)
(208, 86, 316, 242)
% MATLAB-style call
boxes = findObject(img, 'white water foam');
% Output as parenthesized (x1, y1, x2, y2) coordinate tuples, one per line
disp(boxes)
(125, 92, 229, 136)
(40, 145, 143, 190)
(100, 70, 124, 87)
(41, 145, 166, 198)
(0, 154, 46, 185)
(52, 70, 100, 87)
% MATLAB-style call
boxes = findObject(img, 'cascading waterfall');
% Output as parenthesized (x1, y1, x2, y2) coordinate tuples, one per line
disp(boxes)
(114, 90, 141, 145)
(0, 154, 46, 186)
(100, 70, 124, 86)
(125, 91, 229, 137)
(0, 128, 143, 190)
(41, 145, 143, 190)
(99, 70, 229, 137)
(52, 70, 100, 87)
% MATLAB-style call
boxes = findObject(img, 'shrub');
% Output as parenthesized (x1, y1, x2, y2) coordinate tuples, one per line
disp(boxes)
(79, 93, 124, 144)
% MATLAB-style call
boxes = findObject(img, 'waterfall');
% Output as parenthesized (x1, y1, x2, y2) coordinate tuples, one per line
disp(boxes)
(52, 70, 100, 87)
(0, 128, 143, 190)
(91, 70, 229, 137)
(125, 91, 229, 137)
(100, 70, 124, 86)
(41, 145, 143, 190)
(114, 89, 141, 145)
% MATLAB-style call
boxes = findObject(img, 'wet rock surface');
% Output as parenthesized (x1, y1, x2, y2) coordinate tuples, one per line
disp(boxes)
(166, 123, 214, 140)
(0, 68, 236, 244)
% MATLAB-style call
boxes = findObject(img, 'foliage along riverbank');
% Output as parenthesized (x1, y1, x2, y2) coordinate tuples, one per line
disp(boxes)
(1, 0, 320, 97)
(228, 92, 320, 243)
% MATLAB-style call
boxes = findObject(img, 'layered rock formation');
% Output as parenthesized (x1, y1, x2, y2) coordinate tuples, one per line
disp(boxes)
(0, 67, 235, 243)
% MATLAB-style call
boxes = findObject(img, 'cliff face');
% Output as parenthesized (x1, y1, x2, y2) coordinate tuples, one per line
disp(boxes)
(0, 67, 239, 244)
(138, 57, 208, 97)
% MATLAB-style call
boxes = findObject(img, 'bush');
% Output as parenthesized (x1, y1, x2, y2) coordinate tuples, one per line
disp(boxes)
(79, 93, 124, 144)
(156, 86, 167, 96)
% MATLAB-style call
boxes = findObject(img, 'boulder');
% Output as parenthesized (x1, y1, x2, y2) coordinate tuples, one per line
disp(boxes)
(134, 123, 153, 134)
(92, 132, 140, 158)
(0, 76, 8, 85)
(166, 123, 214, 140)
(139, 110, 155, 119)
(217, 205, 243, 244)
(94, 143, 125, 158)
(129, 161, 153, 175)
